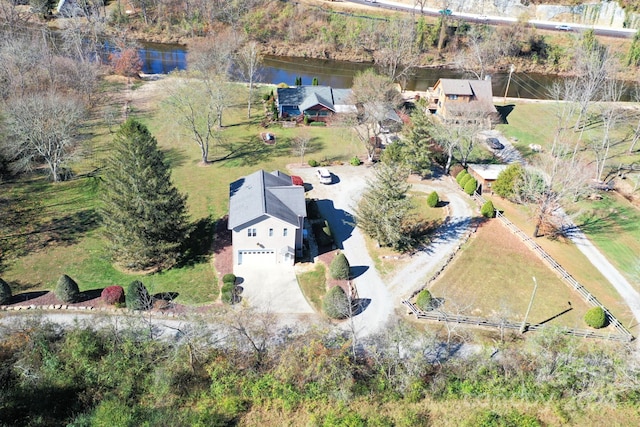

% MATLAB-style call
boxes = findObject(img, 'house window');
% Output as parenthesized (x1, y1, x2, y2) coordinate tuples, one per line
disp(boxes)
(283, 228, 288, 237)
(448, 94, 458, 100)
(269, 228, 273, 237)
(247, 228, 256, 237)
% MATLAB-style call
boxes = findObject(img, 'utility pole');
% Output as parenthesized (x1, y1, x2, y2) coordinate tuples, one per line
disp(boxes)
(520, 276, 538, 334)
(503, 64, 515, 104)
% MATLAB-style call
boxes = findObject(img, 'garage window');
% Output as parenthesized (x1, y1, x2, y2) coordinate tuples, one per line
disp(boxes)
(247, 228, 256, 237)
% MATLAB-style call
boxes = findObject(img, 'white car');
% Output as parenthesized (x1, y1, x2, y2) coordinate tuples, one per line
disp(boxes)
(316, 168, 332, 184)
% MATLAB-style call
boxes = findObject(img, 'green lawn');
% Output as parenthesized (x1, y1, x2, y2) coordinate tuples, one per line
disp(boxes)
(296, 263, 327, 312)
(0, 78, 361, 304)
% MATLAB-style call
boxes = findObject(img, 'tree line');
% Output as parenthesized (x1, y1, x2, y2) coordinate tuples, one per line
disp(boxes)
(1, 315, 639, 426)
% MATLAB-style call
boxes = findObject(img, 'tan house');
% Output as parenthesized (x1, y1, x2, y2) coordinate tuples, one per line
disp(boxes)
(467, 164, 509, 194)
(228, 170, 306, 266)
(427, 78, 499, 127)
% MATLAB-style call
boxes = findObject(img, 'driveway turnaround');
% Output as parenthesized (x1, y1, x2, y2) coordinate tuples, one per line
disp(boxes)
(234, 264, 314, 314)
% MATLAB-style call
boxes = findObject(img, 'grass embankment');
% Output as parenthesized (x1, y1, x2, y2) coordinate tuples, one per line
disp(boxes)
(296, 263, 327, 313)
(1, 78, 359, 304)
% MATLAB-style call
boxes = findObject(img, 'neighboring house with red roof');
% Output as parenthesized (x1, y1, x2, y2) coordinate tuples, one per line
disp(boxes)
(228, 170, 307, 266)
(427, 78, 499, 127)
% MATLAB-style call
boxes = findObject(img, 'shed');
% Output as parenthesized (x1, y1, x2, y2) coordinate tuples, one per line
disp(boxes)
(467, 164, 509, 194)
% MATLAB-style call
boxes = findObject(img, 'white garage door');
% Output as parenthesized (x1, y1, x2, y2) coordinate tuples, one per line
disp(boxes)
(238, 249, 275, 265)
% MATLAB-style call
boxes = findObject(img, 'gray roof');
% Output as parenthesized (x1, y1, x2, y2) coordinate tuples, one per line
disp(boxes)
(468, 164, 509, 180)
(437, 79, 475, 96)
(277, 86, 355, 112)
(228, 170, 306, 230)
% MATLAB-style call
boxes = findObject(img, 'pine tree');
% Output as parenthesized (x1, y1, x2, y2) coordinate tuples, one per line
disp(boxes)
(354, 163, 413, 250)
(101, 119, 189, 270)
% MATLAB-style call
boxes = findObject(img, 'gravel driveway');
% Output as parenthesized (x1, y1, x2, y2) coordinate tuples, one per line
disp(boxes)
(289, 164, 475, 337)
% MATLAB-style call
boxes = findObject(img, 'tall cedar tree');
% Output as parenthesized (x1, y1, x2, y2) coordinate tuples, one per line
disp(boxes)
(354, 163, 413, 250)
(101, 119, 189, 270)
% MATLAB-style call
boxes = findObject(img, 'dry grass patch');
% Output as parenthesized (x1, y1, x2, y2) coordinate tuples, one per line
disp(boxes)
(429, 219, 597, 329)
(489, 195, 636, 330)
(296, 262, 326, 312)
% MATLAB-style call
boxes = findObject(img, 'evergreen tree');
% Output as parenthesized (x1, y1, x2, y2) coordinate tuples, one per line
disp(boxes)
(0, 277, 12, 305)
(493, 164, 524, 201)
(354, 163, 413, 250)
(101, 119, 189, 270)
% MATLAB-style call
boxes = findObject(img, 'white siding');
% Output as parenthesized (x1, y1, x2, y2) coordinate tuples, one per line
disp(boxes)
(232, 216, 300, 266)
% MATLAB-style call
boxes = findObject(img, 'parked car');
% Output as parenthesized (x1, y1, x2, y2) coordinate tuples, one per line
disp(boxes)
(486, 138, 504, 150)
(555, 24, 572, 31)
(439, 9, 452, 15)
(316, 168, 332, 184)
(291, 175, 304, 186)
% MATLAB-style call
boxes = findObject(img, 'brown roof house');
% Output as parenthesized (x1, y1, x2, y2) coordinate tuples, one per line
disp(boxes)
(276, 86, 357, 123)
(427, 78, 499, 128)
(467, 164, 510, 194)
(228, 170, 307, 266)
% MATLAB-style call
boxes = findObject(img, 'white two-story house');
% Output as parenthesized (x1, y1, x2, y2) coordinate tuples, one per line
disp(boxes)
(228, 170, 306, 266)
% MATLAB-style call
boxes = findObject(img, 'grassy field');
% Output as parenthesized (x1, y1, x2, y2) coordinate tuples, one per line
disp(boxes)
(429, 218, 601, 329)
(0, 78, 360, 303)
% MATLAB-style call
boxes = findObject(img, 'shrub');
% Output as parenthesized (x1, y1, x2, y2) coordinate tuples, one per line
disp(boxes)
(350, 156, 362, 166)
(303, 115, 309, 125)
(494, 164, 525, 200)
(323, 285, 349, 319)
(481, 200, 496, 218)
(313, 220, 334, 247)
(55, 274, 80, 303)
(464, 178, 478, 195)
(308, 159, 319, 167)
(0, 278, 11, 305)
(101, 286, 125, 305)
(455, 169, 468, 184)
(126, 280, 152, 310)
(416, 289, 432, 311)
(330, 252, 350, 280)
(306, 199, 321, 219)
(427, 191, 439, 208)
(451, 165, 465, 179)
(262, 92, 271, 101)
(221, 282, 235, 304)
(459, 173, 472, 188)
(222, 273, 236, 284)
(584, 306, 607, 329)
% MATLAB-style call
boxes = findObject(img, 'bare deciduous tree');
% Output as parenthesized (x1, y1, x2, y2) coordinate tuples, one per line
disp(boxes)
(2, 92, 86, 182)
(517, 147, 592, 238)
(373, 17, 421, 90)
(234, 41, 262, 119)
(347, 69, 401, 161)
(292, 131, 312, 165)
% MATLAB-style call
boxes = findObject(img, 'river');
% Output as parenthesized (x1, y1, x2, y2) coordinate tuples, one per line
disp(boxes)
(139, 42, 628, 100)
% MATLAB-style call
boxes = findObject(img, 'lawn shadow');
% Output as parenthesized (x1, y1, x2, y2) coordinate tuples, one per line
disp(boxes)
(162, 147, 189, 169)
(496, 104, 515, 124)
(8, 291, 48, 304)
(153, 292, 180, 301)
(179, 216, 216, 266)
(350, 265, 369, 279)
(352, 298, 371, 316)
(533, 307, 573, 327)
(214, 134, 295, 167)
(75, 288, 104, 303)
(315, 199, 355, 250)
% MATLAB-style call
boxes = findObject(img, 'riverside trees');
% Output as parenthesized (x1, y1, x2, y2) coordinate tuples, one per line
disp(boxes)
(101, 119, 189, 270)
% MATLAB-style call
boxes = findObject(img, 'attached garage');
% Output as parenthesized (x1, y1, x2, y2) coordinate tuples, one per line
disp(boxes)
(237, 249, 276, 265)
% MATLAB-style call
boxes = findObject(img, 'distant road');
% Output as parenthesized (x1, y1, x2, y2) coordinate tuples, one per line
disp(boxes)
(345, 0, 636, 38)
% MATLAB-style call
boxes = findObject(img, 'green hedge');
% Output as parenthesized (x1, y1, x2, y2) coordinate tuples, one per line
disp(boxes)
(427, 191, 439, 208)
(126, 280, 152, 310)
(456, 169, 468, 184)
(222, 273, 236, 284)
(308, 159, 319, 167)
(416, 289, 433, 311)
(350, 156, 361, 166)
(55, 274, 80, 303)
(464, 178, 478, 195)
(323, 285, 349, 319)
(330, 253, 350, 280)
(459, 173, 472, 188)
(584, 307, 607, 329)
(481, 201, 496, 218)
(0, 278, 11, 305)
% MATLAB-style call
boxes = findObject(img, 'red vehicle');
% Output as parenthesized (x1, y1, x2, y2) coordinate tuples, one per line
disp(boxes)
(291, 175, 304, 186)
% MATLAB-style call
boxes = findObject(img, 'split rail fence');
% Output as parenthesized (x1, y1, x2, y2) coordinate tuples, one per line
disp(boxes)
(469, 193, 633, 342)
